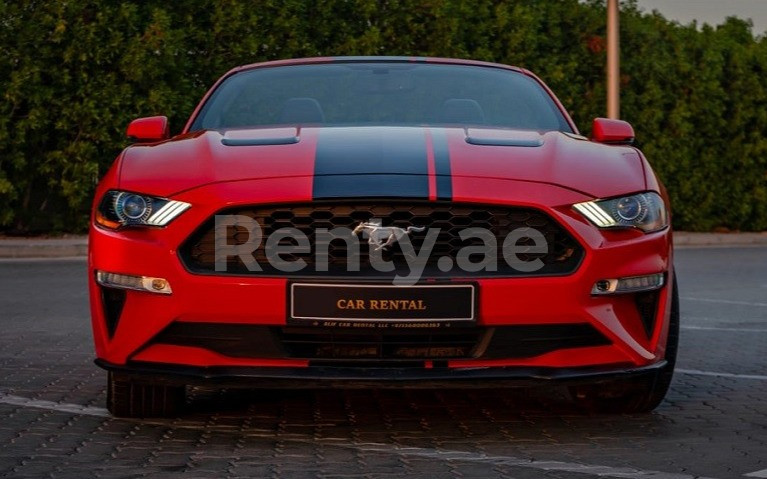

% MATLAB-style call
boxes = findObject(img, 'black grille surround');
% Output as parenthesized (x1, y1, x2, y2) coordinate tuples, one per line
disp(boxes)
(635, 290, 661, 338)
(143, 322, 611, 364)
(179, 201, 584, 278)
(100, 286, 126, 338)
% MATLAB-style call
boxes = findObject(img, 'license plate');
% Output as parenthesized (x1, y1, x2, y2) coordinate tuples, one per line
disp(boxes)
(289, 283, 476, 325)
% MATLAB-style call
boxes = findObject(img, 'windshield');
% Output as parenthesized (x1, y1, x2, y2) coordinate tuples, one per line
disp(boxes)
(189, 62, 573, 132)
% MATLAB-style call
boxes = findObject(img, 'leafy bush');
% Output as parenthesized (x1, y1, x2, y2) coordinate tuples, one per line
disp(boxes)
(1, 0, 765, 232)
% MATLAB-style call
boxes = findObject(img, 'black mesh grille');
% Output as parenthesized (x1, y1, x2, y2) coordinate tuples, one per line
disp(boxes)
(144, 322, 609, 362)
(179, 202, 583, 277)
(279, 327, 483, 360)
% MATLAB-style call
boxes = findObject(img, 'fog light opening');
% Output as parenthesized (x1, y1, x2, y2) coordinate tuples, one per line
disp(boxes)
(591, 273, 664, 295)
(96, 271, 173, 295)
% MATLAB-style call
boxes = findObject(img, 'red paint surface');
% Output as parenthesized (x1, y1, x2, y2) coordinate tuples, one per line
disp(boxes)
(126, 116, 169, 142)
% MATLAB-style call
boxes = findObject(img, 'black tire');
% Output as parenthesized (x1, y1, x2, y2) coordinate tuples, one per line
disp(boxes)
(107, 371, 186, 418)
(569, 273, 680, 413)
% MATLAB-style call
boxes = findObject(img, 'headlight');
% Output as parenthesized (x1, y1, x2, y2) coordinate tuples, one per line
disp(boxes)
(95, 190, 190, 229)
(573, 192, 668, 232)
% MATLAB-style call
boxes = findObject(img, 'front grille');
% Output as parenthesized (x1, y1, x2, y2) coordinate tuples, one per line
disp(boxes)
(179, 202, 583, 277)
(144, 322, 610, 362)
(279, 327, 483, 360)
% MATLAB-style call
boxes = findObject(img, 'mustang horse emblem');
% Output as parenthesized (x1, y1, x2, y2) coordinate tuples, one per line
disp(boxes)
(352, 220, 426, 251)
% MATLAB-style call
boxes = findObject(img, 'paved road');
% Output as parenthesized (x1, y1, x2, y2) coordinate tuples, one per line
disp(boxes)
(0, 248, 765, 478)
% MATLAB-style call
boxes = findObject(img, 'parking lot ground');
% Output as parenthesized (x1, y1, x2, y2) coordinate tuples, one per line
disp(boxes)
(0, 247, 765, 478)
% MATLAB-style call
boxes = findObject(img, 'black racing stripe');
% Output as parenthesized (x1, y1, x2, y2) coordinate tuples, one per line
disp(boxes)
(313, 174, 429, 198)
(431, 128, 453, 200)
(313, 127, 429, 199)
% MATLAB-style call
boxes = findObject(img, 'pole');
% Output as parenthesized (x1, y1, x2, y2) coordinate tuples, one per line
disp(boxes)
(607, 0, 620, 119)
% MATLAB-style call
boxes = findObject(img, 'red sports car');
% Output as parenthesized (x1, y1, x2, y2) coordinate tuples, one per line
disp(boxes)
(89, 57, 677, 417)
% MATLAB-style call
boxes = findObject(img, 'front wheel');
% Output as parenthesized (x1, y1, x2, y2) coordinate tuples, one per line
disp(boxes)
(107, 371, 186, 418)
(569, 274, 680, 413)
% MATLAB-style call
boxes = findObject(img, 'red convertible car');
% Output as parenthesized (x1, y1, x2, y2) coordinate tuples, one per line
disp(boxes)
(89, 57, 677, 417)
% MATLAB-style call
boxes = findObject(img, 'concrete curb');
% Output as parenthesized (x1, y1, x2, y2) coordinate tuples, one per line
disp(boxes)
(674, 232, 767, 247)
(0, 232, 766, 259)
(0, 237, 88, 259)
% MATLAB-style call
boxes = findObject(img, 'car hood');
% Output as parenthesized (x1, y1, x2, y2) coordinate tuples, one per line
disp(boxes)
(118, 126, 645, 199)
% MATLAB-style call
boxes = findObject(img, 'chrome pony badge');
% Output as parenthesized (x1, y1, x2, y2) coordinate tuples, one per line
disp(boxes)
(352, 219, 425, 251)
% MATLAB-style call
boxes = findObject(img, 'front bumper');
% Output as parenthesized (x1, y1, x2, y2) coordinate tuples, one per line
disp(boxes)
(96, 358, 667, 389)
(88, 177, 674, 379)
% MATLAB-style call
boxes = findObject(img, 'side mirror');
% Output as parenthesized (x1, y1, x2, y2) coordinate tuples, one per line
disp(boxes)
(591, 118, 635, 145)
(126, 116, 170, 142)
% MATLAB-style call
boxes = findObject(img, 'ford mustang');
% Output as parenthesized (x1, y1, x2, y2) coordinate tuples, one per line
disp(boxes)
(89, 57, 678, 417)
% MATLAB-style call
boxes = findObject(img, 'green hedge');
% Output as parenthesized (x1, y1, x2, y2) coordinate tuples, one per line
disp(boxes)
(1, 0, 766, 232)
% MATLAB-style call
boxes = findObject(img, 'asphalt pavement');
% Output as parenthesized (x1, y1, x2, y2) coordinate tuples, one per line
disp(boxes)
(0, 247, 765, 478)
